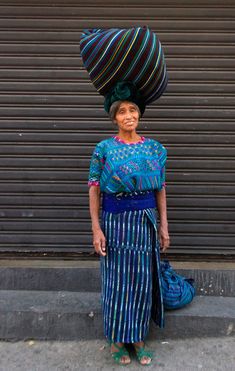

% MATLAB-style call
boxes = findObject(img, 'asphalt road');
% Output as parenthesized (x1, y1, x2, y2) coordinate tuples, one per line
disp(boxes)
(0, 336, 234, 371)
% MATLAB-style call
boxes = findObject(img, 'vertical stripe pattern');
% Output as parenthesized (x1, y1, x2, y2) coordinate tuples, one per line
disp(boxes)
(100, 207, 164, 343)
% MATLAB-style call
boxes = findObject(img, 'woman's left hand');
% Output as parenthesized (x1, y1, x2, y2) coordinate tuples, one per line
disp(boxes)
(158, 224, 170, 252)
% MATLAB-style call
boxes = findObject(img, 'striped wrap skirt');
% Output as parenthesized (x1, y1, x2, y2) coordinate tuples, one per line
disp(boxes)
(100, 190, 165, 343)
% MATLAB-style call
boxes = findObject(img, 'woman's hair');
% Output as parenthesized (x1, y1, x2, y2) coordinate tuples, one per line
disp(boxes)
(109, 100, 141, 123)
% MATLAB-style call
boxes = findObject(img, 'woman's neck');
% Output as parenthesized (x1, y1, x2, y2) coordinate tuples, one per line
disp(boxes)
(116, 131, 141, 143)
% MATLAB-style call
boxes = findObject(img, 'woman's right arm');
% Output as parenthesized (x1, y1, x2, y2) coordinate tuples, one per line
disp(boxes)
(89, 185, 106, 256)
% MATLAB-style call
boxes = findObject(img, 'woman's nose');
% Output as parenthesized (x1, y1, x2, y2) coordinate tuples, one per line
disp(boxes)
(125, 110, 132, 118)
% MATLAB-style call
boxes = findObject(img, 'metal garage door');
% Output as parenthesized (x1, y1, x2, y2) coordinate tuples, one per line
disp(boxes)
(0, 0, 234, 258)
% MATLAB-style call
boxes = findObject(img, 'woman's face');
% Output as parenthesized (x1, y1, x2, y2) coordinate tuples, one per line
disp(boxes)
(114, 101, 140, 133)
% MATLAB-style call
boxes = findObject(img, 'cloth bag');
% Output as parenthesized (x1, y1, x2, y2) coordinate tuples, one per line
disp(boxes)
(80, 26, 168, 105)
(160, 259, 196, 310)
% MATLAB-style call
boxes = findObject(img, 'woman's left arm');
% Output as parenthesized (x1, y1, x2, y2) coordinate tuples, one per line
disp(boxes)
(155, 187, 170, 252)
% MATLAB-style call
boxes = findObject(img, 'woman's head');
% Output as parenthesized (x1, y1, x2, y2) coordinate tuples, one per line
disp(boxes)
(110, 100, 140, 132)
(104, 81, 145, 117)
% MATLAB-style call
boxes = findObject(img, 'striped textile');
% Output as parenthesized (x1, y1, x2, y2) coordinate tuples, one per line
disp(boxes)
(100, 206, 164, 343)
(80, 27, 168, 105)
(160, 260, 196, 309)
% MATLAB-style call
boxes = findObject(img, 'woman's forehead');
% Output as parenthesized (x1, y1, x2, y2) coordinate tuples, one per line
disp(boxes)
(118, 101, 138, 110)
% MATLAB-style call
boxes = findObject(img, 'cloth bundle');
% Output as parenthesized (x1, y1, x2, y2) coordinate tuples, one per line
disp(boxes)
(160, 259, 196, 310)
(80, 26, 168, 112)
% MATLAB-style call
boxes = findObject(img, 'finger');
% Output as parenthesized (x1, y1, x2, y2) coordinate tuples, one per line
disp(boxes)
(100, 240, 106, 256)
(101, 238, 106, 250)
(163, 237, 170, 246)
(94, 240, 106, 256)
(93, 241, 100, 250)
(94, 246, 106, 256)
(93, 241, 101, 252)
(98, 244, 106, 256)
(99, 249, 106, 256)
(163, 241, 170, 249)
(162, 239, 170, 251)
(162, 240, 169, 251)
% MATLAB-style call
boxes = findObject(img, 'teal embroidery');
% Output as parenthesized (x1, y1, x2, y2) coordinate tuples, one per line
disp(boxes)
(88, 136, 167, 193)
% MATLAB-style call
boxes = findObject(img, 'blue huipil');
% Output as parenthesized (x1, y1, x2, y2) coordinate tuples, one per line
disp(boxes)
(88, 135, 167, 343)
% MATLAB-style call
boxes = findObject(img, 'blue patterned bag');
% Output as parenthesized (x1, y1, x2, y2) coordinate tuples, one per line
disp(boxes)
(160, 259, 196, 310)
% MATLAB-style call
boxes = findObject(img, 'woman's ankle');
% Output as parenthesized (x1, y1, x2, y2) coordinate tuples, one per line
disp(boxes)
(133, 341, 144, 347)
(111, 342, 124, 349)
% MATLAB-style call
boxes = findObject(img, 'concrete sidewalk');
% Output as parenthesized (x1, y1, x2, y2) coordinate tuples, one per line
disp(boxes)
(0, 336, 234, 371)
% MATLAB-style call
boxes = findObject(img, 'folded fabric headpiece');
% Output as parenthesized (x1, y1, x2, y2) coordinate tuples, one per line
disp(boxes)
(104, 80, 146, 115)
(80, 26, 168, 113)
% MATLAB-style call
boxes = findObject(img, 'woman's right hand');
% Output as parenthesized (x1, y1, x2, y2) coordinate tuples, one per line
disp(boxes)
(92, 228, 106, 256)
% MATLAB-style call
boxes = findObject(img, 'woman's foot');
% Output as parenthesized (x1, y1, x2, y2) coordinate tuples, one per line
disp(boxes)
(133, 341, 153, 365)
(110, 342, 131, 365)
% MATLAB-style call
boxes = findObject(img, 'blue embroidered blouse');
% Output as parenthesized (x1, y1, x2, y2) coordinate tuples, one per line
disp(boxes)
(88, 135, 167, 194)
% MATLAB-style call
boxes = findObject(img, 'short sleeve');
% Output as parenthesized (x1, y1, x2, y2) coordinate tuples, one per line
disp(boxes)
(158, 143, 167, 190)
(88, 143, 105, 187)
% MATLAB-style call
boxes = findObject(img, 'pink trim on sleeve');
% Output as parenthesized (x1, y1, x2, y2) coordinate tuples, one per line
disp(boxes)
(88, 181, 100, 187)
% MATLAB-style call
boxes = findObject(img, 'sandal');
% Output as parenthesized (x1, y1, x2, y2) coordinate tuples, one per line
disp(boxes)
(110, 342, 131, 365)
(133, 343, 153, 366)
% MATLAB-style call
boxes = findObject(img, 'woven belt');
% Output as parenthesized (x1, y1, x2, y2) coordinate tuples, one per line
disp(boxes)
(102, 190, 156, 213)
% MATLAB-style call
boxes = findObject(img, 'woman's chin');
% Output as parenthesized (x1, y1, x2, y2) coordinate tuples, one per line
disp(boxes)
(124, 125, 138, 131)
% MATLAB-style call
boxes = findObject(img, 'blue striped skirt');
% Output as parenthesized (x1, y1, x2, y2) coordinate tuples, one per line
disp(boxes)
(100, 191, 165, 343)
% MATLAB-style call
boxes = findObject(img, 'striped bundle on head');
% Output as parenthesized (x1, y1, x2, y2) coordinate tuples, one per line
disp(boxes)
(80, 26, 168, 112)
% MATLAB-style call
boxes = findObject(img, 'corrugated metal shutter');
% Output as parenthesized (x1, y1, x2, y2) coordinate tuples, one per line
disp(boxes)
(0, 1, 234, 257)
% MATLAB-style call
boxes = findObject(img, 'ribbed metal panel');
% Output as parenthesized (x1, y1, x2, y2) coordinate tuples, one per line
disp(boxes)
(0, 1, 234, 256)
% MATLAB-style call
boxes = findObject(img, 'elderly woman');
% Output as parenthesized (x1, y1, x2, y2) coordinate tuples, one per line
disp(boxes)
(88, 88, 170, 365)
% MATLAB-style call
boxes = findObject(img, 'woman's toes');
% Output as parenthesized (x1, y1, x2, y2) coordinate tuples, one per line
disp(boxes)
(140, 356, 151, 365)
(121, 355, 131, 364)
(126, 357, 131, 364)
